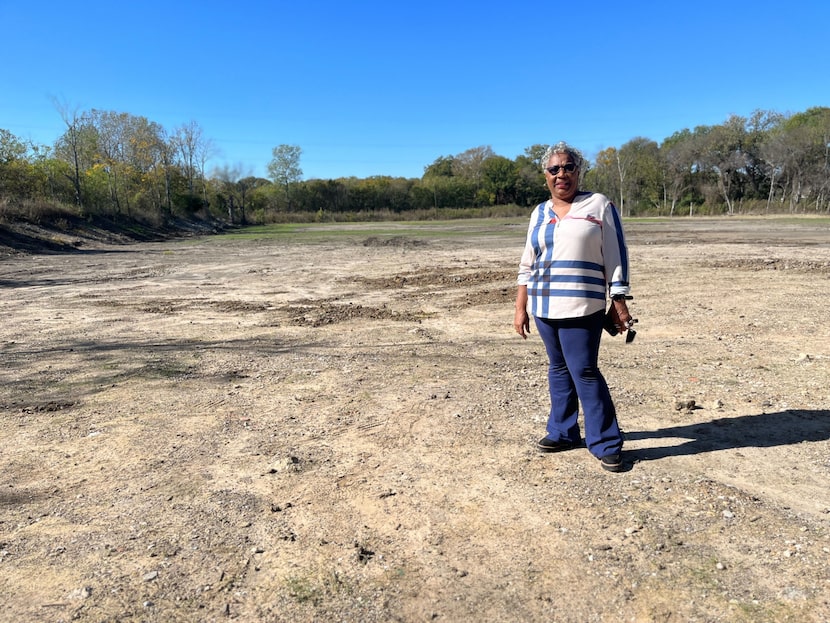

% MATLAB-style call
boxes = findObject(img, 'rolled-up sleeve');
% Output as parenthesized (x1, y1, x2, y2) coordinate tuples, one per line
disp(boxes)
(517, 207, 539, 286)
(602, 201, 630, 298)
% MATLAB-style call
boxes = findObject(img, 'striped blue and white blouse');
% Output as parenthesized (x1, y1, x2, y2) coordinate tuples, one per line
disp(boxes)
(517, 192, 630, 319)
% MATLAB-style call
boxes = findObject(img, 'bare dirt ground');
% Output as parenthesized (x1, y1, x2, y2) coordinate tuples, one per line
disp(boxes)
(1, 216, 829, 623)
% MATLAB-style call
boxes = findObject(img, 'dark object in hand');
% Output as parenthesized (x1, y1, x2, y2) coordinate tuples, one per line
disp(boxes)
(603, 306, 622, 335)
(603, 298, 637, 343)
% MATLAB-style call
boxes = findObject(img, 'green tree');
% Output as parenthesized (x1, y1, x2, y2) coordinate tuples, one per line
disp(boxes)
(422, 155, 457, 208)
(619, 137, 661, 214)
(267, 144, 303, 211)
(452, 145, 494, 205)
(0, 129, 27, 163)
(695, 115, 748, 214)
(660, 129, 697, 216)
(586, 147, 620, 209)
(742, 109, 785, 200)
(0, 129, 31, 201)
(481, 155, 517, 205)
(523, 144, 549, 169)
(780, 107, 830, 212)
(423, 155, 455, 178)
(513, 145, 548, 207)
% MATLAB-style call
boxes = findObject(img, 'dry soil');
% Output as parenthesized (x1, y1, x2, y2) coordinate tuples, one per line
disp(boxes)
(1, 216, 829, 622)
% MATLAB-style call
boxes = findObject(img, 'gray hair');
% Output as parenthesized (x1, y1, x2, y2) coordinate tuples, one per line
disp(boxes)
(541, 141, 585, 171)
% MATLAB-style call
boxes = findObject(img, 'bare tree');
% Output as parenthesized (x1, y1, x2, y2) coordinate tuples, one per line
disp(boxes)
(171, 121, 199, 195)
(759, 127, 789, 213)
(660, 130, 695, 216)
(213, 163, 254, 223)
(52, 98, 88, 209)
(452, 145, 494, 179)
(91, 110, 129, 213)
(155, 127, 175, 216)
(169, 121, 216, 211)
(82, 110, 168, 217)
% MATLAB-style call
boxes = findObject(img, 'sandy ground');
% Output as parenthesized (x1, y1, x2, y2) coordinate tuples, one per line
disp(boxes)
(1, 216, 829, 622)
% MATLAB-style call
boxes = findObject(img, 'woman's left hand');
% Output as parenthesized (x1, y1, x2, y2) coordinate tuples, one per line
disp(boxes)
(611, 299, 633, 331)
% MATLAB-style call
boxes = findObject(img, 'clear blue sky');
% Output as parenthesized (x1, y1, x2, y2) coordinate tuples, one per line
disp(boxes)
(2, 0, 828, 181)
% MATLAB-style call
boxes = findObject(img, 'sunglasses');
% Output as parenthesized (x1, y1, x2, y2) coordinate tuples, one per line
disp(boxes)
(545, 163, 577, 175)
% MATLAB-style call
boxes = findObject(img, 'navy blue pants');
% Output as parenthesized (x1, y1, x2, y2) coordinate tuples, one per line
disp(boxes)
(534, 310, 623, 458)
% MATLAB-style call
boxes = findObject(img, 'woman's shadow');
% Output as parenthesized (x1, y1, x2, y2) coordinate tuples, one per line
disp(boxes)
(624, 409, 830, 461)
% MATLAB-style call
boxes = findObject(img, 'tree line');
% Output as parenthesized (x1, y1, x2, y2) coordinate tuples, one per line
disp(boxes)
(1, 105, 828, 226)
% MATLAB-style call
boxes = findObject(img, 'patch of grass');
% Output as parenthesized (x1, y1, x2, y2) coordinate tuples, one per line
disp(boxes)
(283, 568, 359, 606)
(120, 358, 198, 380)
(284, 574, 324, 605)
(213, 217, 529, 244)
(627, 214, 830, 226)
(213, 214, 830, 247)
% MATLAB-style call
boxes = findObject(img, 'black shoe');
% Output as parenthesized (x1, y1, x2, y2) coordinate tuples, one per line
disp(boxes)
(537, 437, 579, 453)
(600, 453, 623, 472)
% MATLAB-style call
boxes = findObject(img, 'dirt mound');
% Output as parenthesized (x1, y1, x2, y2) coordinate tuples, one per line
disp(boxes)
(0, 214, 226, 257)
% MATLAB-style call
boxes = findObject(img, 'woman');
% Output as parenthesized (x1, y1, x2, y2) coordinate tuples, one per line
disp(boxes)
(513, 141, 632, 473)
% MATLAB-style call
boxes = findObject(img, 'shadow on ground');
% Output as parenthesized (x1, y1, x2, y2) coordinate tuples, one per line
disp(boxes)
(626, 409, 830, 461)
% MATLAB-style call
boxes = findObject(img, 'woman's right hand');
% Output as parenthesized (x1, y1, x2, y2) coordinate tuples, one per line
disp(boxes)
(514, 285, 530, 339)
(514, 307, 530, 339)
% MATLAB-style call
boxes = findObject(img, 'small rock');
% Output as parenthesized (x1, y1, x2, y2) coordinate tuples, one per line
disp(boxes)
(142, 571, 158, 582)
(268, 456, 301, 473)
(67, 586, 93, 600)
